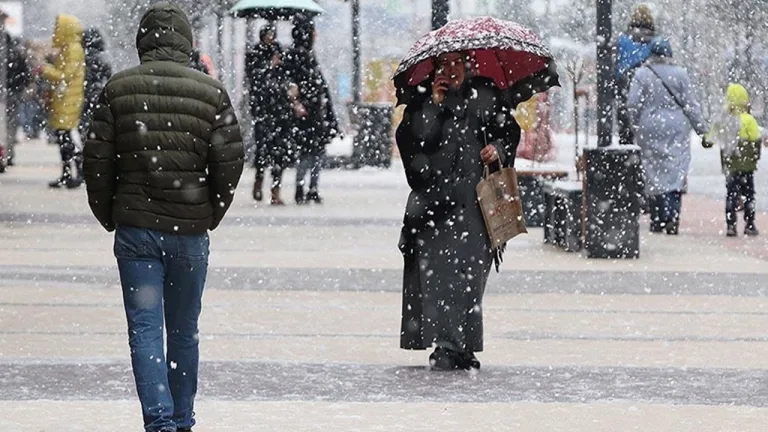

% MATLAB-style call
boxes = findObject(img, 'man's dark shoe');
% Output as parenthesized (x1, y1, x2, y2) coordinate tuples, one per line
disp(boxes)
(745, 226, 759, 237)
(726, 225, 738, 237)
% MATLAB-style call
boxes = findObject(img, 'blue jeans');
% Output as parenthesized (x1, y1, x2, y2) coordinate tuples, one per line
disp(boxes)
(296, 152, 322, 190)
(114, 226, 210, 432)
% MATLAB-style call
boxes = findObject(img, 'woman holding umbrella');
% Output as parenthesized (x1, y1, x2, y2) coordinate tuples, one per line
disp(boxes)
(394, 17, 558, 371)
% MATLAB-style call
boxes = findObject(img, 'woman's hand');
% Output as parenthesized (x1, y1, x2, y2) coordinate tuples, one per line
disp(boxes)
(480, 145, 499, 165)
(432, 76, 449, 105)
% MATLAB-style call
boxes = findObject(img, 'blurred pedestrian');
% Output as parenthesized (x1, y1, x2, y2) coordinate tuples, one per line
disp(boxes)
(246, 24, 293, 205)
(19, 78, 45, 139)
(396, 52, 521, 370)
(284, 17, 339, 204)
(80, 27, 112, 139)
(83, 3, 244, 431)
(703, 83, 762, 237)
(4, 33, 30, 166)
(38, 14, 85, 188)
(628, 38, 707, 235)
(615, 4, 656, 146)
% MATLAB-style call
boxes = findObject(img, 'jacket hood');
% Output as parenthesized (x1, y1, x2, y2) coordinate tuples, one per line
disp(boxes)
(650, 37, 673, 58)
(83, 27, 105, 53)
(726, 83, 750, 114)
(136, 2, 193, 65)
(52, 15, 83, 49)
(628, 26, 655, 43)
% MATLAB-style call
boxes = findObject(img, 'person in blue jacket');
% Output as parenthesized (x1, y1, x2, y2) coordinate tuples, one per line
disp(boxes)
(615, 4, 656, 146)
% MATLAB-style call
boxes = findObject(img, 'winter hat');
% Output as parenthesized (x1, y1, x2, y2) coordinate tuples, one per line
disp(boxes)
(629, 4, 654, 31)
(650, 37, 672, 57)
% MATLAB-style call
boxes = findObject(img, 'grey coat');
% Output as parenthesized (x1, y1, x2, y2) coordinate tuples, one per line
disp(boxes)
(628, 58, 707, 195)
(396, 79, 520, 353)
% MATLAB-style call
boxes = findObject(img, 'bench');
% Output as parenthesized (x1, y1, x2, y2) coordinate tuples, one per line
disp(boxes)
(517, 169, 569, 227)
(543, 180, 584, 252)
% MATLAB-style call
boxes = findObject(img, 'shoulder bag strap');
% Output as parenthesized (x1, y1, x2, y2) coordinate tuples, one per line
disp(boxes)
(646, 65, 695, 126)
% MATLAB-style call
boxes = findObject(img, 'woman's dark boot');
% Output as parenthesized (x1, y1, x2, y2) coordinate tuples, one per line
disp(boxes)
(306, 188, 323, 204)
(49, 164, 70, 188)
(270, 187, 285, 206)
(429, 348, 460, 371)
(459, 352, 481, 370)
(253, 177, 264, 201)
(295, 185, 306, 205)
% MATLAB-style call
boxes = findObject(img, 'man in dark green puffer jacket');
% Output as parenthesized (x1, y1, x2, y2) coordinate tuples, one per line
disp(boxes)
(82, 3, 244, 432)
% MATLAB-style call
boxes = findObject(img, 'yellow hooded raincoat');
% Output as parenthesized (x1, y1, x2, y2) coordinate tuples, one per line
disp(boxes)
(43, 14, 85, 131)
(705, 83, 762, 173)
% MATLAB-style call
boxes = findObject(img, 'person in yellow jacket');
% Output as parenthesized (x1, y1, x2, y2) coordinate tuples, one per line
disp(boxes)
(39, 14, 86, 188)
(703, 83, 762, 237)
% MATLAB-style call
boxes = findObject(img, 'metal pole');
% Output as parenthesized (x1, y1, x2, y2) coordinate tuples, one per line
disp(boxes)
(351, 0, 361, 104)
(215, 12, 224, 79)
(595, 0, 613, 148)
(432, 0, 449, 30)
(0, 18, 8, 164)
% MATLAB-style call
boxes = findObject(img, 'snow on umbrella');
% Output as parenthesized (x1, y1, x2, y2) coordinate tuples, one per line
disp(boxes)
(230, 0, 325, 19)
(393, 16, 559, 106)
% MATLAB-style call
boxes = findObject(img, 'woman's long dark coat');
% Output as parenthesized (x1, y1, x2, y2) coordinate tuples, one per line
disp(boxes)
(397, 78, 520, 353)
(283, 29, 339, 156)
(246, 41, 294, 168)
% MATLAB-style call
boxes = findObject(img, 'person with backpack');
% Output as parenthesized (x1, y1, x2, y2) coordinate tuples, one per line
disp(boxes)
(615, 4, 656, 146)
(627, 38, 707, 235)
(703, 84, 762, 237)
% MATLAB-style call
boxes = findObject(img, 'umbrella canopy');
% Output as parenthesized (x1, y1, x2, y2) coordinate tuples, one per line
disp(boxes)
(230, 0, 325, 19)
(393, 17, 559, 106)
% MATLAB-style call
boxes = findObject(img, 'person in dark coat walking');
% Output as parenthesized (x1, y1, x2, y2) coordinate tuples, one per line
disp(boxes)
(80, 27, 112, 139)
(246, 24, 292, 205)
(4, 33, 30, 168)
(284, 17, 339, 204)
(396, 52, 521, 371)
(83, 3, 244, 430)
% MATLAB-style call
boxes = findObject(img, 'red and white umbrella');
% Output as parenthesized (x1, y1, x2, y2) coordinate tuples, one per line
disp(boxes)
(393, 16, 559, 105)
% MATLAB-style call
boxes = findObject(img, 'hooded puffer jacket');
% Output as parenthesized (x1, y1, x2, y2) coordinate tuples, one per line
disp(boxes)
(705, 83, 762, 173)
(42, 14, 86, 130)
(83, 2, 244, 234)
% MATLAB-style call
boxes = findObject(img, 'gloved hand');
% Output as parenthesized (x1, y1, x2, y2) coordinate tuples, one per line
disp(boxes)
(701, 136, 714, 149)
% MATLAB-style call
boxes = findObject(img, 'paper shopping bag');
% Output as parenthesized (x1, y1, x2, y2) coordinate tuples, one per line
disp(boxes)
(476, 166, 527, 247)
